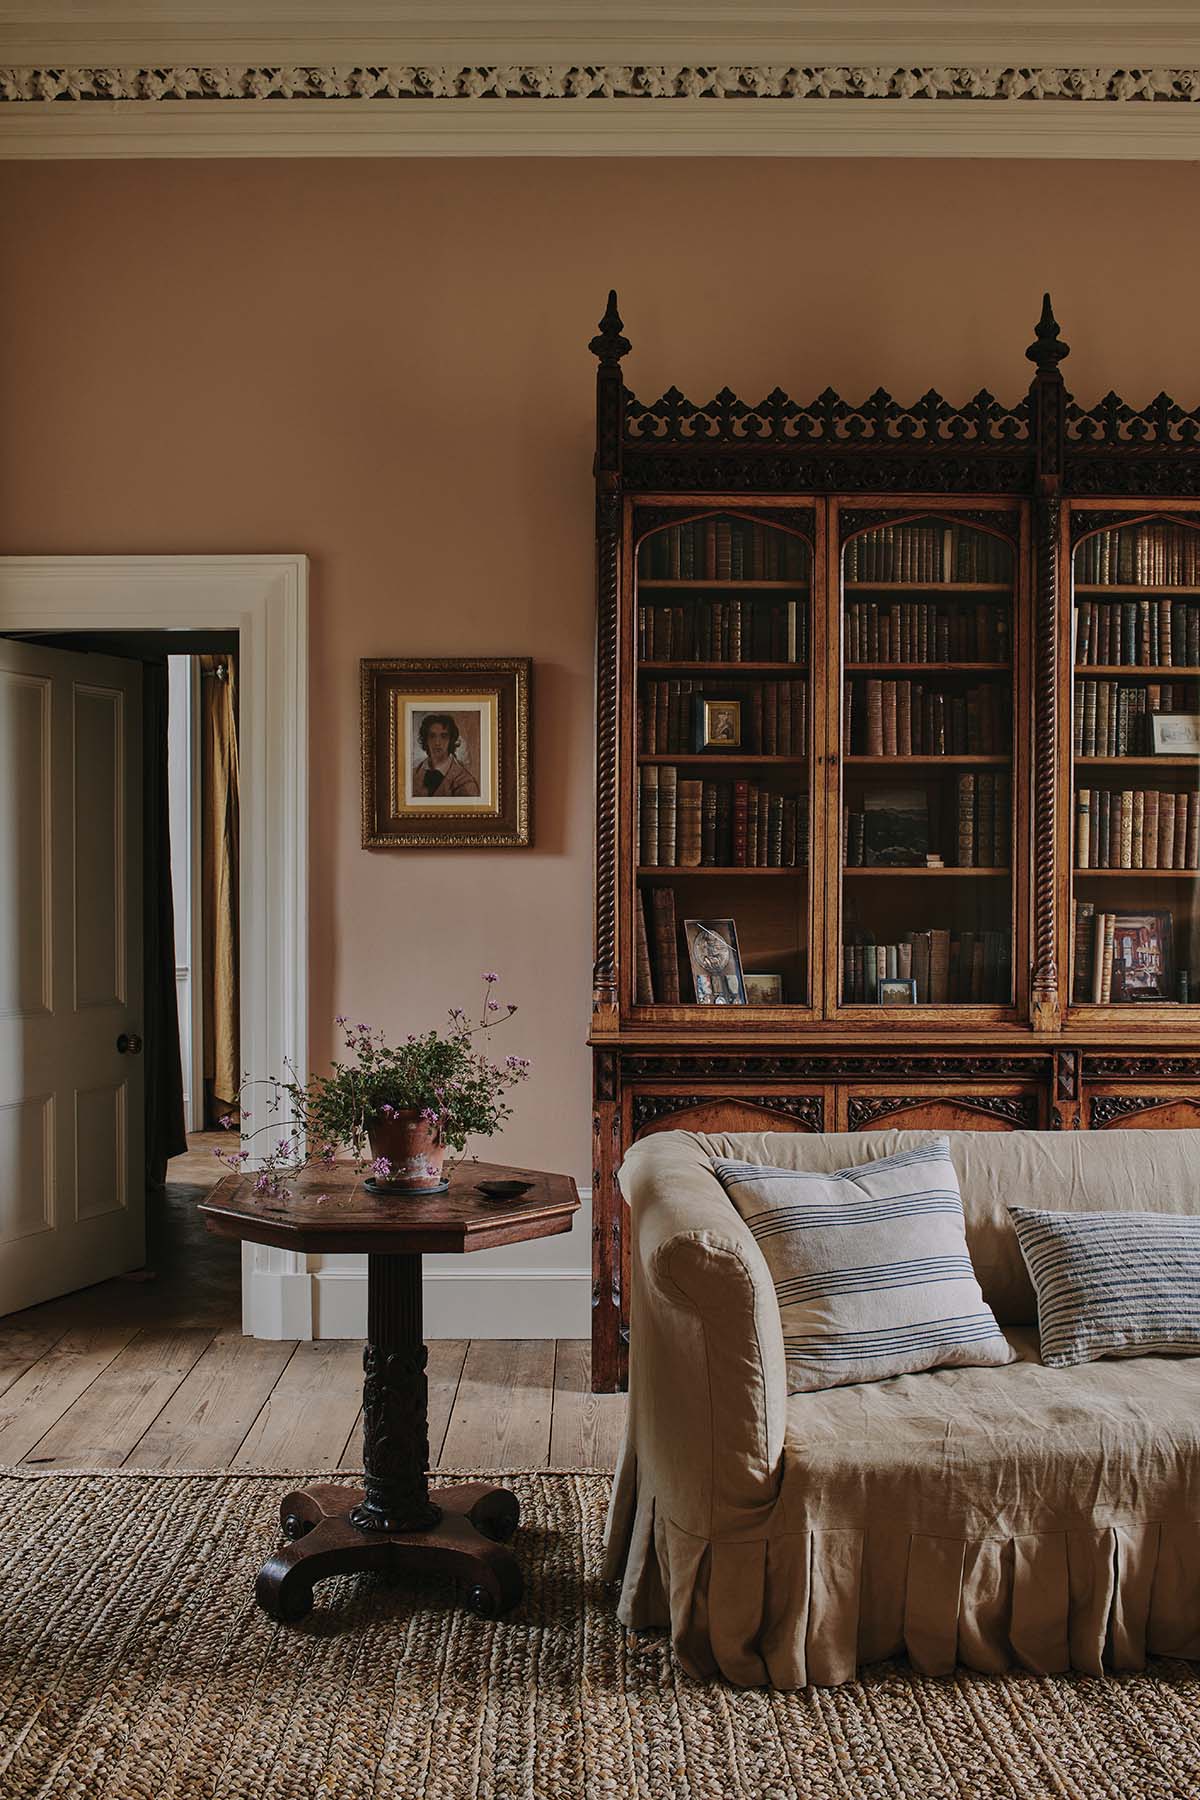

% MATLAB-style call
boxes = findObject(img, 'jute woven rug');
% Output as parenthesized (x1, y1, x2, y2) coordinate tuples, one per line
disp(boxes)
(1, 1468, 1198, 1800)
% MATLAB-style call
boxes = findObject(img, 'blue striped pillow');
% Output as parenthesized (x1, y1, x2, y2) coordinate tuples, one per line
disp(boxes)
(713, 1139, 1013, 1394)
(1008, 1204, 1200, 1367)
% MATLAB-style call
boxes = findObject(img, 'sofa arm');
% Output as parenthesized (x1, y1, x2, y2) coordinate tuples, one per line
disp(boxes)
(617, 1130, 787, 1541)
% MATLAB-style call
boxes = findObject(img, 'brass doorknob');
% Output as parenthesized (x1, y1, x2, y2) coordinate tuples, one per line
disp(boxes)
(116, 1032, 143, 1055)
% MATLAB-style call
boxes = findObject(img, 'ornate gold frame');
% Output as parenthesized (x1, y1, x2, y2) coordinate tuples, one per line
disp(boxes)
(361, 656, 531, 848)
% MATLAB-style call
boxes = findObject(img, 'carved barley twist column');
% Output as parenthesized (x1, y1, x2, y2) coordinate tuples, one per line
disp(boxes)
(349, 1254, 440, 1533)
(1031, 493, 1061, 1025)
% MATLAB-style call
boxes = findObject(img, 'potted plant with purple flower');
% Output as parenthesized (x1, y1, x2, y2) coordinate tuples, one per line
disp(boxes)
(217, 973, 530, 1198)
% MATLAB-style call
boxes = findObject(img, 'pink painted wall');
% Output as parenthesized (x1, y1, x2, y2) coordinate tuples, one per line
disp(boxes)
(3, 156, 1198, 1182)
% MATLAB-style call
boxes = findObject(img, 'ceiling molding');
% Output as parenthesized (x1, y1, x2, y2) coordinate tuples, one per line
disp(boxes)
(2, 90, 1200, 160)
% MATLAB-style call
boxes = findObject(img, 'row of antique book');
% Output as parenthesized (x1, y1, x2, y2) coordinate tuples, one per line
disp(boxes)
(1074, 598, 1200, 667)
(638, 517, 810, 583)
(637, 598, 807, 664)
(1073, 681, 1200, 757)
(1075, 525, 1200, 587)
(843, 774, 1011, 869)
(1072, 903, 1180, 1003)
(845, 600, 1011, 665)
(638, 679, 807, 755)
(846, 678, 1010, 757)
(1075, 787, 1200, 870)
(841, 929, 1012, 1004)
(638, 766, 809, 867)
(844, 523, 1011, 585)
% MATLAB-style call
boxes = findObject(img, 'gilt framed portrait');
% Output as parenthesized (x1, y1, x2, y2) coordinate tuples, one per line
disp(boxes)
(361, 658, 531, 847)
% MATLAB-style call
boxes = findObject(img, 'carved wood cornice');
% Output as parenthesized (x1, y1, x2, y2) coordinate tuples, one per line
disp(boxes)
(1088, 1093, 1168, 1128)
(1084, 1054, 1200, 1078)
(623, 1053, 1045, 1080)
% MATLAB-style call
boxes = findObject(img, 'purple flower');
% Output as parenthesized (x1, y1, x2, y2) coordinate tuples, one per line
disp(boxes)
(335, 1014, 348, 1026)
(419, 1106, 440, 1126)
(370, 1156, 392, 1181)
(219, 1113, 236, 1131)
(378, 1103, 396, 1119)
(425, 1163, 441, 1178)
(482, 972, 499, 983)
(486, 998, 500, 1012)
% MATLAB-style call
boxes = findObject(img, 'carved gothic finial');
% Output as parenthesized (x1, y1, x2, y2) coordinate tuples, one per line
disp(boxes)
(1026, 293, 1069, 369)
(589, 290, 631, 366)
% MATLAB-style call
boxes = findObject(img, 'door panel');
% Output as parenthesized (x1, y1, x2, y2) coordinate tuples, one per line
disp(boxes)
(840, 1088, 1042, 1132)
(631, 1095, 825, 1140)
(0, 640, 144, 1314)
(1089, 1093, 1200, 1129)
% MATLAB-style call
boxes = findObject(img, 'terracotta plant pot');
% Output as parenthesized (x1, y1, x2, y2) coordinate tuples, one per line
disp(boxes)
(366, 1110, 447, 1194)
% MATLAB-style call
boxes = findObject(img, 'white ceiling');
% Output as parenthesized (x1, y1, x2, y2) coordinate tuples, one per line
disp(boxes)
(2, 3, 1199, 66)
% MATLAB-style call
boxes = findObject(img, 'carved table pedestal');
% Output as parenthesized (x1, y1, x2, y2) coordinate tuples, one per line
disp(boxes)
(201, 1159, 579, 1624)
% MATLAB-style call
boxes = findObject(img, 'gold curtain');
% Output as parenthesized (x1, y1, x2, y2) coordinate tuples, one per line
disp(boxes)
(200, 656, 240, 1121)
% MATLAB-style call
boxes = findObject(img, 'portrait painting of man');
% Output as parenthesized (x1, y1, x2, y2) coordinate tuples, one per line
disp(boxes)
(411, 711, 481, 799)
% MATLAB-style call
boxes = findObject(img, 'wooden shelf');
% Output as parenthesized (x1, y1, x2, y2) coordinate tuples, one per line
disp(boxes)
(845, 754, 1011, 766)
(844, 866, 1009, 877)
(637, 865, 804, 876)
(1074, 665, 1200, 675)
(844, 661, 1009, 673)
(1076, 756, 1200, 767)
(638, 661, 806, 674)
(638, 579, 808, 591)
(1075, 584, 1200, 595)
(1074, 867, 1200, 877)
(638, 753, 807, 765)
(843, 582, 1011, 594)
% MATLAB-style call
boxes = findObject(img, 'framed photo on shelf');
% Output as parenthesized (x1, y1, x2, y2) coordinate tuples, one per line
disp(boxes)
(863, 788, 930, 867)
(684, 918, 747, 1004)
(1109, 910, 1173, 1001)
(361, 657, 531, 848)
(691, 695, 742, 753)
(877, 977, 918, 1006)
(743, 972, 784, 1005)
(1150, 713, 1200, 755)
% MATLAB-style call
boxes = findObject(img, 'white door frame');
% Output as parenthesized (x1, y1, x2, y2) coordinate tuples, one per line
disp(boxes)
(0, 554, 308, 1337)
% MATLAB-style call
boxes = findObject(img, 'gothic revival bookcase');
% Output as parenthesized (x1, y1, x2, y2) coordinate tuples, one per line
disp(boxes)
(589, 292, 1200, 1391)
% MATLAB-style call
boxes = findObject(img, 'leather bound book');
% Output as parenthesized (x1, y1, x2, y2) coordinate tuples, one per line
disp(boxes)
(780, 680, 793, 756)
(977, 772, 996, 867)
(782, 795, 797, 866)
(769, 793, 784, 866)
(704, 518, 718, 581)
(639, 765, 659, 868)
(911, 930, 931, 1003)
(1091, 908, 1107, 1003)
(747, 785, 760, 866)
(1100, 912, 1116, 1004)
(715, 781, 733, 865)
(649, 886, 681, 1003)
(701, 781, 718, 865)
(757, 788, 770, 867)
(658, 764, 678, 867)
(1073, 900, 1095, 1003)
(751, 685, 764, 753)
(793, 680, 807, 750)
(1119, 789, 1134, 870)
(1144, 788, 1160, 868)
(896, 681, 912, 757)
(677, 778, 703, 867)
(866, 679, 884, 755)
(764, 682, 778, 756)
(1188, 790, 1200, 868)
(731, 779, 750, 867)
(1158, 790, 1177, 870)
(1076, 787, 1091, 871)
(634, 890, 655, 1004)
(655, 681, 670, 752)
(929, 929, 952, 1004)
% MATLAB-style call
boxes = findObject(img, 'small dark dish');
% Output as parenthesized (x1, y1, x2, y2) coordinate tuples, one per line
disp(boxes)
(476, 1178, 534, 1200)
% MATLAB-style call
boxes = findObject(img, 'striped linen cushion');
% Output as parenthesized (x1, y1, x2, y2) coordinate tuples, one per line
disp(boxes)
(1008, 1204, 1200, 1367)
(713, 1138, 1014, 1394)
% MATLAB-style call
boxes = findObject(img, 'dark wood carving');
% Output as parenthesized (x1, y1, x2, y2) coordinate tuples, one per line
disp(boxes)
(847, 1093, 1040, 1131)
(1084, 1055, 1200, 1078)
(623, 449, 1032, 496)
(1054, 1049, 1080, 1101)
(590, 292, 627, 1021)
(634, 503, 814, 543)
(631, 1092, 824, 1135)
(1089, 1094, 1170, 1128)
(840, 505, 1020, 543)
(1031, 493, 1060, 1026)
(624, 383, 1030, 450)
(623, 1052, 1044, 1080)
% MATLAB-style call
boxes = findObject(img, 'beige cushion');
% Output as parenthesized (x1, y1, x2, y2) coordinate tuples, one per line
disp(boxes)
(713, 1138, 1014, 1392)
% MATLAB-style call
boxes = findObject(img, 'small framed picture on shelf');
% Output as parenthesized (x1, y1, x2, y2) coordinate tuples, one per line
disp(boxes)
(743, 972, 784, 1005)
(877, 977, 918, 1006)
(1150, 713, 1200, 755)
(684, 918, 747, 1004)
(863, 788, 929, 867)
(691, 695, 742, 753)
(1110, 910, 1173, 1001)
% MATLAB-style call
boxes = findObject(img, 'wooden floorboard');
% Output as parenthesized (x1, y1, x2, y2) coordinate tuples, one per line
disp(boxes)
(0, 1321, 70, 1404)
(24, 1328, 216, 1468)
(129, 1330, 299, 1470)
(232, 1340, 364, 1471)
(439, 1339, 556, 1470)
(548, 1340, 626, 1471)
(0, 1325, 142, 1463)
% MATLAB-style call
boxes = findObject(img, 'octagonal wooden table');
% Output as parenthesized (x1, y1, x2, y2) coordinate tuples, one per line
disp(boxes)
(200, 1158, 579, 1624)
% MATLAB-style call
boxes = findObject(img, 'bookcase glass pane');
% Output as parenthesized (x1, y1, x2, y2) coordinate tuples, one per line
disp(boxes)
(839, 514, 1015, 1007)
(633, 510, 813, 1007)
(1070, 517, 1200, 1008)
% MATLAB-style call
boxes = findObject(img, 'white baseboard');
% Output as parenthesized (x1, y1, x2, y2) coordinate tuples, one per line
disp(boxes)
(311, 1263, 591, 1340)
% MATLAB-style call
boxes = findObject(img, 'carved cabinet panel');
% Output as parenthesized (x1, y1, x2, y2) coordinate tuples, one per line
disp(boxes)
(630, 1090, 825, 1140)
(1088, 1091, 1200, 1129)
(841, 1088, 1044, 1132)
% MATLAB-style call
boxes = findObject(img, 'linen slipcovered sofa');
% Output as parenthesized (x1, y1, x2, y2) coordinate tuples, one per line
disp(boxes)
(603, 1126, 1200, 1689)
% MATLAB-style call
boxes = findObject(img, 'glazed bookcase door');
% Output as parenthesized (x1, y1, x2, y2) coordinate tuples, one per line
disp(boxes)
(828, 500, 1030, 1021)
(623, 499, 825, 1021)
(1066, 505, 1200, 1023)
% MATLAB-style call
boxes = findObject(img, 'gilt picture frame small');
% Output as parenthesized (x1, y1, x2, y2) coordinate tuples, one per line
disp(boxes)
(691, 696, 742, 753)
(361, 658, 531, 848)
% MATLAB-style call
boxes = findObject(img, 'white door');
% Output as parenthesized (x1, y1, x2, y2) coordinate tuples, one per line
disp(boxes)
(0, 639, 144, 1314)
